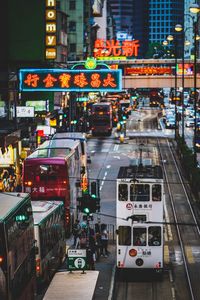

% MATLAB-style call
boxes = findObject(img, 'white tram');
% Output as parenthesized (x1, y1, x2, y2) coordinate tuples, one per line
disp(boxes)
(116, 164, 164, 273)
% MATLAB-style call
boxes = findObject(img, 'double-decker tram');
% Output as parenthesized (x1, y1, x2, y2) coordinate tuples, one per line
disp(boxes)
(22, 139, 81, 236)
(116, 164, 164, 273)
(0, 193, 35, 300)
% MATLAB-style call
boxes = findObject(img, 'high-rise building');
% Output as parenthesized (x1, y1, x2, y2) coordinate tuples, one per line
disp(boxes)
(149, 0, 184, 54)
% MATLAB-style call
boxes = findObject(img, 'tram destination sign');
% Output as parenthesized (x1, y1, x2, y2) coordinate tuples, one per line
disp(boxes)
(19, 68, 122, 92)
(67, 249, 87, 271)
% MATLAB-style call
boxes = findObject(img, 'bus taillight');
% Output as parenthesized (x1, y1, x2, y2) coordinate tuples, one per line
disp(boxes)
(129, 249, 137, 257)
(0, 256, 4, 265)
(36, 259, 41, 274)
(25, 181, 32, 186)
(66, 212, 70, 224)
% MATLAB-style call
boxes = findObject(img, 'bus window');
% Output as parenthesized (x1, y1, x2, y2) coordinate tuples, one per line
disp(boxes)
(152, 184, 161, 201)
(148, 226, 161, 246)
(118, 226, 131, 245)
(133, 227, 146, 246)
(130, 184, 150, 201)
(118, 184, 128, 201)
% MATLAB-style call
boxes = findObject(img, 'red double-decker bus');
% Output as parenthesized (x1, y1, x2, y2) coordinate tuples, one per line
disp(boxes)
(22, 139, 81, 236)
(91, 102, 113, 136)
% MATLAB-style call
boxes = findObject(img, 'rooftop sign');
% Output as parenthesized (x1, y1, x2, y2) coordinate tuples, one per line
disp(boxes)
(19, 68, 122, 92)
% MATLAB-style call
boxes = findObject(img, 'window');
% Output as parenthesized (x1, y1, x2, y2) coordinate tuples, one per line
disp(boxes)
(69, 0, 76, 10)
(70, 43, 76, 52)
(69, 21, 76, 32)
(130, 184, 150, 201)
(118, 226, 131, 245)
(133, 227, 146, 246)
(148, 226, 161, 246)
(152, 184, 161, 201)
(118, 184, 128, 201)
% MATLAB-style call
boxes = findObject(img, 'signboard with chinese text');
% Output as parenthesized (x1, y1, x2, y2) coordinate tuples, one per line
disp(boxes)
(19, 68, 122, 92)
(93, 39, 140, 58)
(125, 67, 172, 75)
(16, 106, 34, 117)
(67, 249, 87, 271)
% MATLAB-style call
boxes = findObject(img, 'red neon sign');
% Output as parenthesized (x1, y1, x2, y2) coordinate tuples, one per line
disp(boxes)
(93, 39, 140, 58)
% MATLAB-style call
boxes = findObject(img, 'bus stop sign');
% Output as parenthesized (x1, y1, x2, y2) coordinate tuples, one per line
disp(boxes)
(67, 249, 87, 271)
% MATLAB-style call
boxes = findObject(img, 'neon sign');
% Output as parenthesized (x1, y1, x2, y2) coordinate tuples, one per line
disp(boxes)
(19, 69, 122, 92)
(93, 39, 140, 58)
(125, 67, 172, 75)
(45, 0, 57, 59)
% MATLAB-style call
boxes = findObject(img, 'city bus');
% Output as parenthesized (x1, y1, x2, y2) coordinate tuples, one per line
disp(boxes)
(52, 132, 88, 176)
(0, 192, 35, 300)
(32, 201, 65, 290)
(91, 102, 113, 136)
(22, 139, 81, 236)
(116, 164, 164, 274)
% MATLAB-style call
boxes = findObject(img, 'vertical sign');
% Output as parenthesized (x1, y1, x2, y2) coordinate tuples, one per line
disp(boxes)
(45, 0, 57, 60)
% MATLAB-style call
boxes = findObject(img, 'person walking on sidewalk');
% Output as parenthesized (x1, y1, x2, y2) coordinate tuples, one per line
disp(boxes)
(72, 219, 81, 247)
(100, 224, 109, 257)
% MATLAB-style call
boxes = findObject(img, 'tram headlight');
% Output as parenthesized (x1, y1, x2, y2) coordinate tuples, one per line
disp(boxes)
(129, 249, 137, 257)
(135, 258, 144, 267)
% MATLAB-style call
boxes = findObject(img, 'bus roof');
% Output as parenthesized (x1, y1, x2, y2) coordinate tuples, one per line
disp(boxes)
(53, 132, 87, 142)
(0, 193, 30, 222)
(26, 139, 79, 159)
(117, 165, 163, 180)
(32, 201, 63, 225)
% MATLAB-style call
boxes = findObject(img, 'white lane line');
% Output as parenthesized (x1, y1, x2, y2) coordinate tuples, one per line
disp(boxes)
(106, 165, 111, 169)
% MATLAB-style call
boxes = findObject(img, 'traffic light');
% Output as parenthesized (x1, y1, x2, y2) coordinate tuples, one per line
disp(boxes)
(91, 181, 97, 197)
(77, 194, 100, 214)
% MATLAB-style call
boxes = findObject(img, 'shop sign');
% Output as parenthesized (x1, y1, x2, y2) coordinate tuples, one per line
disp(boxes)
(125, 67, 172, 75)
(93, 39, 140, 58)
(16, 106, 35, 117)
(19, 69, 122, 92)
(45, 0, 57, 60)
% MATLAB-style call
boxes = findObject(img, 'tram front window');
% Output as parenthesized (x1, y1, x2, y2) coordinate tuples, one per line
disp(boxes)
(118, 184, 128, 201)
(152, 184, 161, 201)
(148, 226, 161, 246)
(118, 226, 131, 245)
(130, 184, 150, 201)
(133, 227, 146, 246)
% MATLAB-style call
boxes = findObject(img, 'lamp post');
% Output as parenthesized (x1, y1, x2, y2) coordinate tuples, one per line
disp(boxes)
(189, 3, 200, 165)
(167, 34, 178, 139)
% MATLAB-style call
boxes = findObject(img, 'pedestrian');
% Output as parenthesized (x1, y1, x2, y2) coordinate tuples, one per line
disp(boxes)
(100, 224, 109, 257)
(8, 175, 16, 192)
(86, 246, 95, 270)
(72, 220, 81, 247)
(79, 228, 87, 249)
(95, 231, 102, 261)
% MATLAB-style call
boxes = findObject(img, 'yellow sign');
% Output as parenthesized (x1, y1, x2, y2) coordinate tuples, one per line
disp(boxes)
(97, 56, 127, 61)
(50, 118, 57, 126)
(45, 0, 56, 60)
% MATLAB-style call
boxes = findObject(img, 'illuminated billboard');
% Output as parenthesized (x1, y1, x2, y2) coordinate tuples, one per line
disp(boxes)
(26, 100, 49, 112)
(19, 68, 122, 92)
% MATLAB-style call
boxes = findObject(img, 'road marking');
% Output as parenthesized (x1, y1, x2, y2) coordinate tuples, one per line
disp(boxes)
(114, 144, 119, 151)
(164, 199, 173, 241)
(113, 156, 120, 159)
(106, 165, 111, 169)
(164, 245, 170, 264)
(185, 246, 195, 264)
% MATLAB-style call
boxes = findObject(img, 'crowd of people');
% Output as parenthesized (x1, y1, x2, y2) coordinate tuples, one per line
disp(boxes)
(72, 220, 109, 270)
(0, 168, 22, 193)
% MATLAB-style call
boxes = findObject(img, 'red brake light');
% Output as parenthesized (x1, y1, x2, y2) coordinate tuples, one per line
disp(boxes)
(0, 256, 4, 264)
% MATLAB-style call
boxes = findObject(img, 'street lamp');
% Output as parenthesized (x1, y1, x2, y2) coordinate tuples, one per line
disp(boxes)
(167, 34, 178, 139)
(189, 3, 200, 164)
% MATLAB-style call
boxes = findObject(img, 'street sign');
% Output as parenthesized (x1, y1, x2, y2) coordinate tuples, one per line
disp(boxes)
(67, 249, 87, 271)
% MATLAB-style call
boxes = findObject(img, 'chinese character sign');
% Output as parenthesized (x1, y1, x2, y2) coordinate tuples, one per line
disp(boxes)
(19, 69, 122, 92)
(93, 39, 140, 58)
